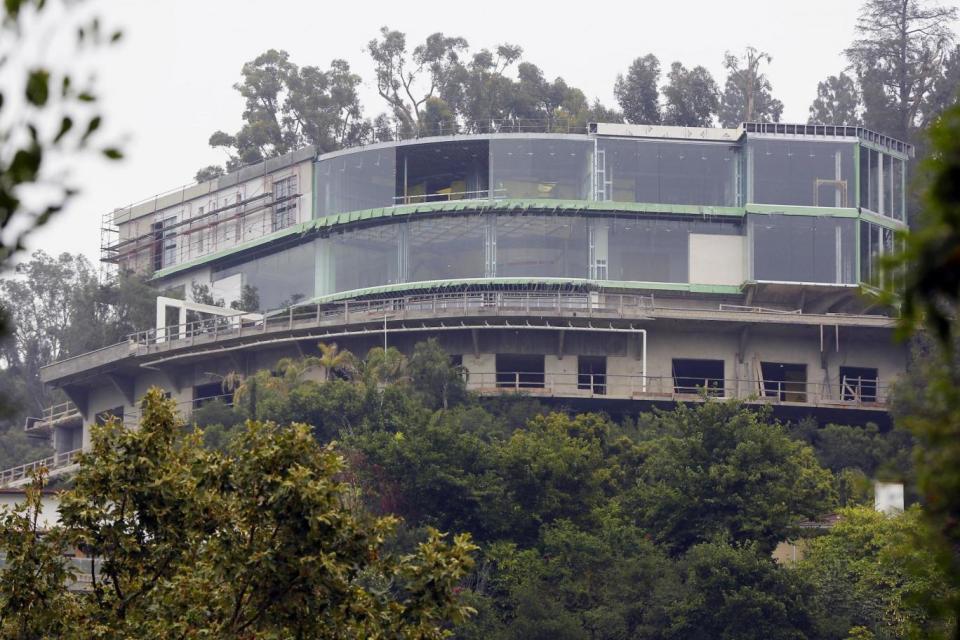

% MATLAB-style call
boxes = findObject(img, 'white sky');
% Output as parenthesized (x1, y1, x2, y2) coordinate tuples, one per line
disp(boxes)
(19, 0, 958, 267)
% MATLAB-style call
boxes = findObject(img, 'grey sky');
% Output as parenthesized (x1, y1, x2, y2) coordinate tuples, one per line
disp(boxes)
(22, 0, 955, 267)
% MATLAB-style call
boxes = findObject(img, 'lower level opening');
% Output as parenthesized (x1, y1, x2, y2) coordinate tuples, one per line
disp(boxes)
(193, 381, 229, 409)
(672, 358, 724, 396)
(578, 356, 607, 395)
(761, 362, 808, 402)
(496, 354, 545, 389)
(839, 366, 878, 402)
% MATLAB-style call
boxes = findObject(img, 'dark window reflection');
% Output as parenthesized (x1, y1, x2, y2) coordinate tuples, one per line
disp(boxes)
(751, 214, 855, 284)
(319, 225, 399, 296)
(316, 149, 396, 216)
(749, 139, 855, 207)
(496, 215, 588, 278)
(407, 216, 487, 282)
(490, 138, 592, 200)
(213, 241, 315, 311)
(599, 139, 738, 206)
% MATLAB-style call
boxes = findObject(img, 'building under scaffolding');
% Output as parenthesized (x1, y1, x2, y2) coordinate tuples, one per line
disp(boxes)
(12, 121, 911, 485)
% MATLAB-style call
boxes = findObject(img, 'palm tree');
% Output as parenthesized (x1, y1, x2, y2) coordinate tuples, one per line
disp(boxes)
(317, 342, 359, 381)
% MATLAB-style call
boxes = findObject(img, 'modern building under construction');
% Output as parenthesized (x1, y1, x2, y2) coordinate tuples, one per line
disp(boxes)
(5, 121, 912, 485)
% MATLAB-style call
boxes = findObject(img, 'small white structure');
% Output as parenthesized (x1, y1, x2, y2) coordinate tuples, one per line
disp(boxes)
(874, 481, 905, 515)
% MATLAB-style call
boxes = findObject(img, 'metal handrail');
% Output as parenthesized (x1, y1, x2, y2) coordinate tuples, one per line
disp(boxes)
(393, 188, 508, 205)
(24, 401, 82, 432)
(0, 449, 83, 485)
(41, 289, 897, 369)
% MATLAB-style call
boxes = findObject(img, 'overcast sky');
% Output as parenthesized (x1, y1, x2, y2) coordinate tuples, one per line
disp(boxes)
(19, 0, 958, 268)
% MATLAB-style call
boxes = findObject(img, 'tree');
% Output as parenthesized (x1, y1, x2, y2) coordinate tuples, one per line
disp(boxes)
(665, 540, 820, 640)
(799, 507, 955, 639)
(661, 62, 720, 127)
(193, 164, 224, 183)
(614, 54, 661, 125)
(625, 401, 836, 554)
(887, 102, 960, 632)
(718, 47, 784, 127)
(0, 389, 477, 637)
(845, 0, 958, 142)
(409, 338, 467, 410)
(208, 50, 368, 172)
(0, 1, 122, 266)
(808, 72, 863, 125)
(923, 44, 960, 124)
(368, 28, 468, 134)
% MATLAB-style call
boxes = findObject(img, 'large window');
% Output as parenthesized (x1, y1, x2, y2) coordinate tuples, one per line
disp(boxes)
(316, 148, 396, 216)
(490, 138, 592, 201)
(496, 215, 588, 278)
(406, 215, 488, 282)
(318, 225, 400, 296)
(599, 138, 739, 206)
(859, 147, 905, 221)
(272, 175, 298, 231)
(213, 241, 316, 311)
(606, 217, 690, 283)
(750, 214, 856, 284)
(859, 220, 899, 287)
(748, 139, 856, 207)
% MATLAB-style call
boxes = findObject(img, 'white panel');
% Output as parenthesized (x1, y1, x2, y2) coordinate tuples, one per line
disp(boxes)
(689, 234, 744, 286)
(210, 273, 242, 306)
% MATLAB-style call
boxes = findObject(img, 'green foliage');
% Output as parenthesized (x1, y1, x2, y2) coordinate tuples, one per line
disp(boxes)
(409, 338, 467, 410)
(0, 1, 122, 264)
(0, 388, 477, 637)
(799, 506, 956, 639)
(665, 540, 819, 640)
(625, 402, 836, 554)
(661, 62, 720, 127)
(718, 47, 784, 127)
(808, 73, 862, 125)
(845, 0, 958, 142)
(615, 54, 661, 125)
(208, 49, 368, 173)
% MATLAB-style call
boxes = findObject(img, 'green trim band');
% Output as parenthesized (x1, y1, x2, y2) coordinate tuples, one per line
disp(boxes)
(301, 278, 743, 305)
(744, 203, 859, 217)
(858, 210, 908, 229)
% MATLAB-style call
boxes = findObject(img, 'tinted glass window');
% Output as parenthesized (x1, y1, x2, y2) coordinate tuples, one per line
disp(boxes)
(490, 138, 592, 200)
(213, 241, 315, 311)
(749, 139, 855, 207)
(600, 139, 739, 206)
(316, 148, 396, 216)
(751, 214, 855, 284)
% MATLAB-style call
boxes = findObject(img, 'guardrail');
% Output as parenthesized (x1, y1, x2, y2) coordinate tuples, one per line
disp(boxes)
(24, 401, 82, 433)
(127, 291, 658, 348)
(393, 188, 508, 205)
(464, 371, 889, 407)
(0, 449, 82, 486)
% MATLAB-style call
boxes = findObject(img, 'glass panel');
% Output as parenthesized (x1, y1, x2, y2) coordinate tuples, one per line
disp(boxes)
(396, 140, 489, 203)
(869, 223, 881, 286)
(859, 220, 871, 284)
(749, 139, 855, 207)
(868, 149, 880, 213)
(599, 139, 738, 207)
(212, 241, 315, 311)
(496, 215, 588, 278)
(319, 224, 399, 296)
(891, 157, 904, 221)
(406, 215, 486, 282)
(490, 138, 592, 201)
(316, 148, 396, 216)
(751, 214, 855, 284)
(606, 217, 689, 282)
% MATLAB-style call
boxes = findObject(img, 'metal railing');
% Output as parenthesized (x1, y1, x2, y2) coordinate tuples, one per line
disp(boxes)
(126, 291, 657, 349)
(0, 449, 82, 485)
(40, 290, 894, 367)
(465, 371, 890, 407)
(24, 401, 82, 433)
(393, 188, 508, 206)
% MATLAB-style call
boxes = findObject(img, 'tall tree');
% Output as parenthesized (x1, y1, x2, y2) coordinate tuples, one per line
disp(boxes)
(718, 47, 784, 127)
(368, 28, 468, 135)
(208, 50, 368, 172)
(661, 62, 720, 127)
(922, 44, 960, 124)
(614, 54, 661, 125)
(808, 72, 863, 125)
(845, 0, 958, 142)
